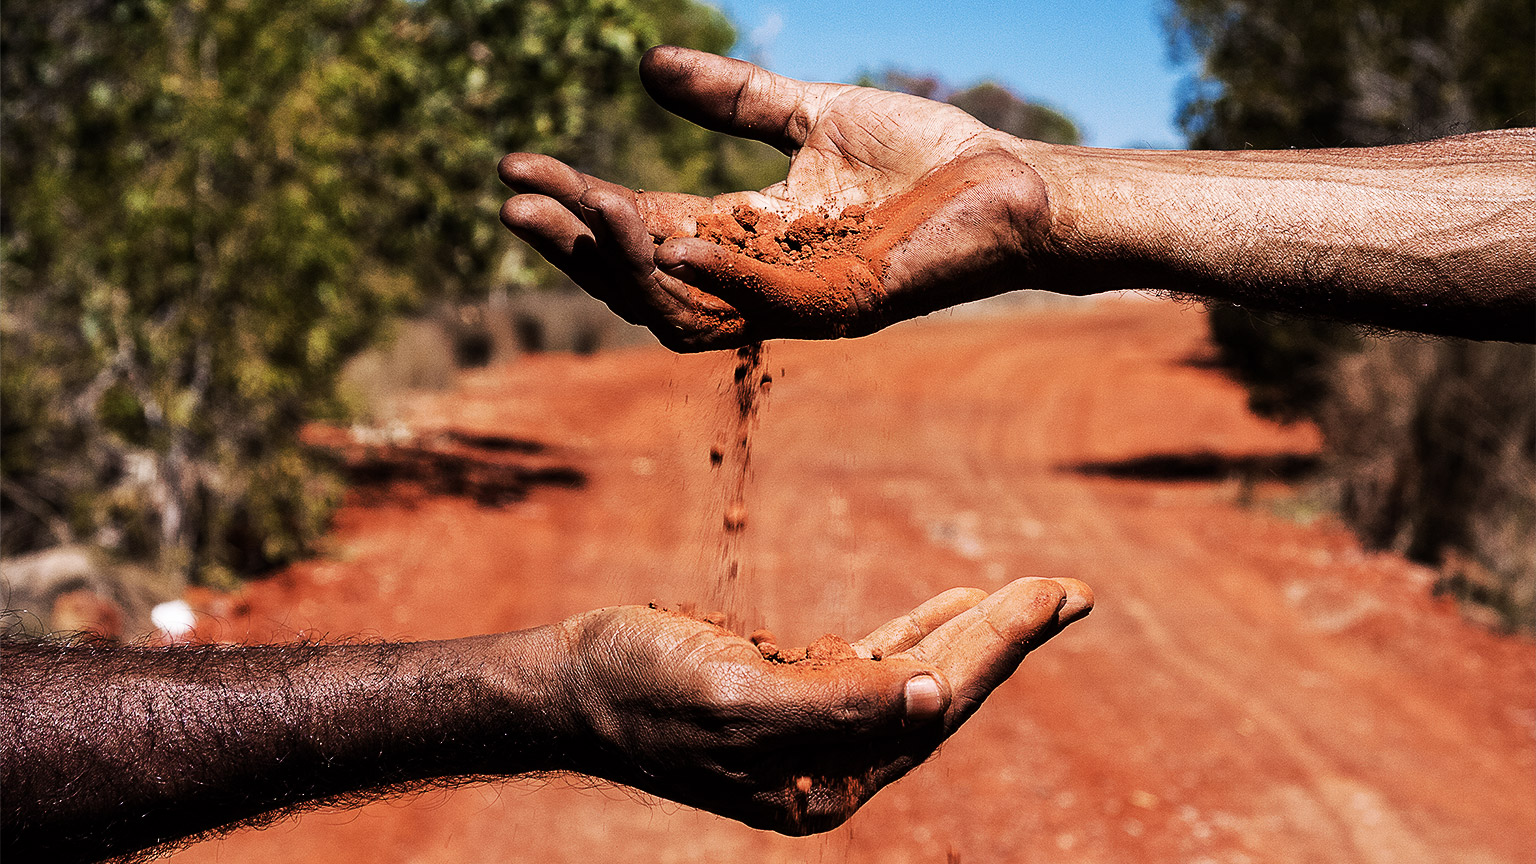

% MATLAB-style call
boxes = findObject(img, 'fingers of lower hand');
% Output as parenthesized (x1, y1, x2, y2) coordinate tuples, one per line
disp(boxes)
(852, 586, 988, 658)
(1051, 577, 1095, 624)
(899, 578, 1076, 726)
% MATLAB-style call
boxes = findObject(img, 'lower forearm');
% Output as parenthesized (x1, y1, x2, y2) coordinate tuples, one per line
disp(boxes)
(1020, 130, 1536, 341)
(1, 629, 575, 862)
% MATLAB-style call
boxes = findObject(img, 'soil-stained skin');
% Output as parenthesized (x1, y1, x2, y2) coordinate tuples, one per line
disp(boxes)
(678, 156, 1005, 340)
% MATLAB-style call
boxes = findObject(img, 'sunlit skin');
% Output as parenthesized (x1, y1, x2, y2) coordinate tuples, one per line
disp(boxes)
(500, 47, 1535, 346)
(2, 578, 1092, 861)
(499, 48, 1055, 350)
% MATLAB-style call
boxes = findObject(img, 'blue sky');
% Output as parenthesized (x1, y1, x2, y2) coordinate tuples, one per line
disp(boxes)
(706, 0, 1195, 149)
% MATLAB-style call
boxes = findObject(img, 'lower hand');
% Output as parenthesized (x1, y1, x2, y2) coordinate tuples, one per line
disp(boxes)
(549, 577, 1092, 835)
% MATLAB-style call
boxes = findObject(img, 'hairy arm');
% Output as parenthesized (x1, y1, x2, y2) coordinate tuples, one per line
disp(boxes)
(1, 578, 1092, 862)
(1028, 130, 1536, 341)
(0, 630, 570, 862)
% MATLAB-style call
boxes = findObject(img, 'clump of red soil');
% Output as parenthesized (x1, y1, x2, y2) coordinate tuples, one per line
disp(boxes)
(694, 204, 873, 268)
(748, 627, 862, 667)
(803, 633, 860, 661)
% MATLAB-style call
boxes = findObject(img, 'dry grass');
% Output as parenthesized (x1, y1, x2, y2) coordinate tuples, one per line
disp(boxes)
(1318, 338, 1536, 632)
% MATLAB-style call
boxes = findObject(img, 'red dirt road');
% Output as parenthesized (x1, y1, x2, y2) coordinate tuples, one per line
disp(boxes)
(172, 299, 1534, 864)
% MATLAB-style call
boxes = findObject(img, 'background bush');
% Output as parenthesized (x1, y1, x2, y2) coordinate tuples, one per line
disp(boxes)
(1167, 0, 1536, 630)
(1, 0, 785, 590)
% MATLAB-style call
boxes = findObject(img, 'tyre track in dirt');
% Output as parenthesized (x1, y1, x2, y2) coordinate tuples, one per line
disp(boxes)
(171, 300, 1533, 864)
(989, 308, 1525, 863)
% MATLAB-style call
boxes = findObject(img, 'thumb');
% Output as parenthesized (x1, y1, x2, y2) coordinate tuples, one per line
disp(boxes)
(640, 46, 831, 153)
(900, 673, 947, 726)
(768, 658, 952, 736)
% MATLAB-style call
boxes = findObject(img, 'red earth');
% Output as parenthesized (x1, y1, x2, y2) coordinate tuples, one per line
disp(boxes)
(170, 298, 1534, 864)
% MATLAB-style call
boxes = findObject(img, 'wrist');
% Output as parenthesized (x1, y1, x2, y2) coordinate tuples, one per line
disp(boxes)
(995, 136, 1110, 297)
(450, 625, 586, 776)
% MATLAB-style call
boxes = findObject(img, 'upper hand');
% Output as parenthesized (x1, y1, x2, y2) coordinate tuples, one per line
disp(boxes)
(498, 46, 1055, 351)
(548, 577, 1092, 835)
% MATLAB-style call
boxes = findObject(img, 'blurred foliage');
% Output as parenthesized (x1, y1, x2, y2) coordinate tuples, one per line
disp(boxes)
(1, 0, 785, 584)
(1170, 0, 1534, 149)
(1168, 0, 1536, 630)
(861, 70, 1082, 146)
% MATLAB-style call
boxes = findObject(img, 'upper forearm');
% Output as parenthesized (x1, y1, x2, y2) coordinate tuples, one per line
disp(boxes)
(1, 631, 574, 862)
(1021, 130, 1536, 340)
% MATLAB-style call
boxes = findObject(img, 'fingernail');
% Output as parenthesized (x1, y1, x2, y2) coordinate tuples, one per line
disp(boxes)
(1055, 578, 1095, 623)
(656, 245, 687, 270)
(904, 675, 943, 724)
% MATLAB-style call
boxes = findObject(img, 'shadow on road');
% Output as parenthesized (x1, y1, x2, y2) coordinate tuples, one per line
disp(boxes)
(305, 426, 585, 506)
(1060, 450, 1320, 483)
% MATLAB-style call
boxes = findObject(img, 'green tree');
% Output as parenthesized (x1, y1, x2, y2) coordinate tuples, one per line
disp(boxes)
(1171, 0, 1534, 149)
(5, 0, 416, 579)
(948, 82, 1080, 146)
(1, 0, 778, 587)
(862, 70, 1081, 146)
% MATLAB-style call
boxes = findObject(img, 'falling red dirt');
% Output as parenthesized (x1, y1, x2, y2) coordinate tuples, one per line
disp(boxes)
(170, 299, 1534, 864)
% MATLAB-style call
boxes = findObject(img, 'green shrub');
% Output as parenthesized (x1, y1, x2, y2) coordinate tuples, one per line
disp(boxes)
(1, 0, 782, 586)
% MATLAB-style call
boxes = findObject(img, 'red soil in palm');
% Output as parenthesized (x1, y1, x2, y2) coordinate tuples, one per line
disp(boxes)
(694, 204, 872, 268)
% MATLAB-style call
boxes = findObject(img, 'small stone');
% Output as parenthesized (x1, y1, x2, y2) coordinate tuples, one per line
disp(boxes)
(723, 503, 748, 532)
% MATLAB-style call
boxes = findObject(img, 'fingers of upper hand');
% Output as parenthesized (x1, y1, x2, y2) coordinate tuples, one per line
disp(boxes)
(656, 237, 881, 340)
(640, 46, 836, 154)
(499, 193, 592, 257)
(498, 152, 594, 208)
(498, 157, 754, 347)
(578, 186, 655, 280)
(498, 194, 612, 297)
